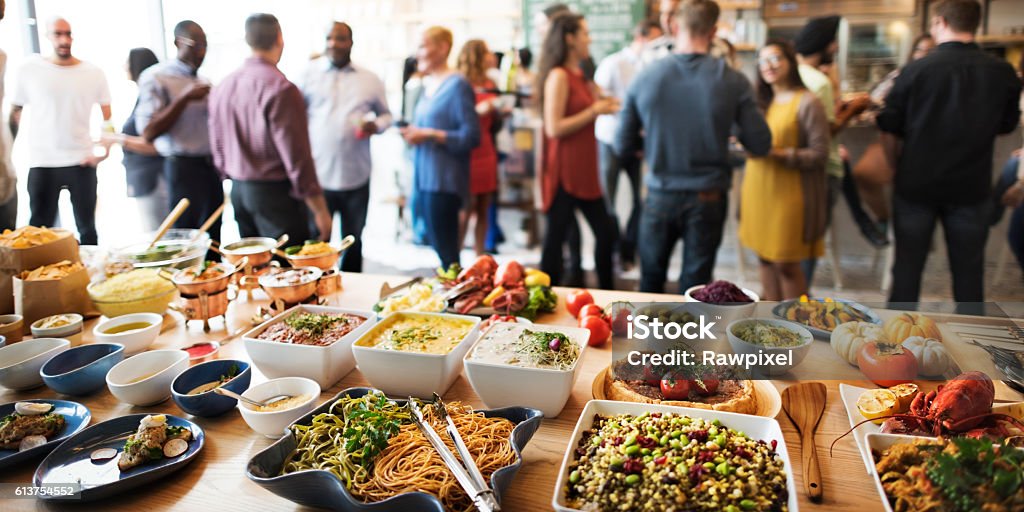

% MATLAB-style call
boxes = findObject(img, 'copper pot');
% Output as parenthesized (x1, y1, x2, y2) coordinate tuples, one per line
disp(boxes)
(244, 266, 322, 304)
(216, 234, 288, 268)
(279, 235, 354, 271)
(166, 257, 248, 296)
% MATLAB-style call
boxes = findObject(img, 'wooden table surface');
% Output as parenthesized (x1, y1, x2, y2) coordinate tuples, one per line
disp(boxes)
(1, 273, 1019, 511)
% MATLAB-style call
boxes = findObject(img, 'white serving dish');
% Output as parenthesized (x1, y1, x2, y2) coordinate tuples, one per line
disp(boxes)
(552, 399, 798, 512)
(31, 314, 84, 347)
(0, 338, 70, 390)
(106, 349, 188, 406)
(865, 433, 940, 512)
(726, 318, 814, 376)
(238, 377, 321, 438)
(92, 313, 163, 355)
(839, 382, 904, 474)
(242, 305, 375, 389)
(464, 322, 589, 417)
(683, 284, 759, 332)
(351, 311, 481, 399)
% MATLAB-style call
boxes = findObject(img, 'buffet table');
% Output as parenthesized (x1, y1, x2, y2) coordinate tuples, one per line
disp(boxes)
(1, 272, 1020, 511)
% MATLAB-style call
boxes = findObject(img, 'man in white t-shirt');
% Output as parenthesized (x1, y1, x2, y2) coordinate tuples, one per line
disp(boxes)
(594, 19, 662, 269)
(9, 17, 111, 245)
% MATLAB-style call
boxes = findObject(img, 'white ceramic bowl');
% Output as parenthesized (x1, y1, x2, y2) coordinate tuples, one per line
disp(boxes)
(238, 377, 321, 438)
(552, 400, 798, 512)
(352, 311, 481, 399)
(92, 313, 163, 355)
(0, 338, 70, 390)
(683, 284, 759, 334)
(242, 305, 375, 389)
(106, 349, 189, 406)
(464, 322, 589, 418)
(726, 318, 814, 376)
(865, 433, 935, 512)
(30, 314, 84, 346)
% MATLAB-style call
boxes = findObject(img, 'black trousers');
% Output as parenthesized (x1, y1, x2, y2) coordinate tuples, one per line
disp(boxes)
(165, 156, 224, 242)
(28, 165, 98, 245)
(323, 183, 370, 273)
(540, 188, 614, 290)
(230, 180, 311, 245)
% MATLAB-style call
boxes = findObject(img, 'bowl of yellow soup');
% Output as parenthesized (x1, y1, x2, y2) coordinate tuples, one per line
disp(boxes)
(351, 311, 481, 398)
(92, 313, 163, 355)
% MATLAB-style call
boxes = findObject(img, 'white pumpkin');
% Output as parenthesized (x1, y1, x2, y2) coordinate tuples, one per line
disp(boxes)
(901, 336, 951, 377)
(831, 321, 886, 366)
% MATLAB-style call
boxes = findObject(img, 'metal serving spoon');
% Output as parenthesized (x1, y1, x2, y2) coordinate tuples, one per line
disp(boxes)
(213, 387, 291, 408)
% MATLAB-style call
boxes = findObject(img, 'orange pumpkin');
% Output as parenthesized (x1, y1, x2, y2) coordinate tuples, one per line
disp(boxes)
(883, 313, 941, 343)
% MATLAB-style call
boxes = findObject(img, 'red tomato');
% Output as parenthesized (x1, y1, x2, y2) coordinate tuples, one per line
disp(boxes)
(608, 302, 633, 336)
(579, 314, 611, 347)
(691, 377, 719, 396)
(566, 289, 594, 318)
(642, 364, 661, 386)
(660, 376, 691, 400)
(577, 304, 604, 320)
(857, 341, 918, 387)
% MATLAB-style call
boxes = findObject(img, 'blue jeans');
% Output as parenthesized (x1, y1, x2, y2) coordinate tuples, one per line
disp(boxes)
(323, 183, 370, 273)
(993, 156, 1024, 274)
(421, 190, 462, 269)
(639, 189, 728, 294)
(889, 193, 991, 305)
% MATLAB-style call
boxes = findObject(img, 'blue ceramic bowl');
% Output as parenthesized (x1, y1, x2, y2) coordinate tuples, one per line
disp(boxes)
(0, 335, 6, 349)
(171, 359, 251, 417)
(40, 343, 125, 395)
(246, 387, 544, 511)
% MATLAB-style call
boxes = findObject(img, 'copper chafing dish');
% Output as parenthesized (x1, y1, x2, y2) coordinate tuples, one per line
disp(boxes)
(278, 235, 355, 271)
(164, 257, 248, 296)
(215, 234, 289, 268)
(244, 266, 323, 304)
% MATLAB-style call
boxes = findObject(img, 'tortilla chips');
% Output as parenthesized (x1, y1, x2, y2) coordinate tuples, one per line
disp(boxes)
(0, 226, 63, 249)
(20, 260, 84, 281)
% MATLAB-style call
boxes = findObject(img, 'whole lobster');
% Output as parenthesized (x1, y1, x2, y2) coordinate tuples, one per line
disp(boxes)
(833, 372, 1024, 450)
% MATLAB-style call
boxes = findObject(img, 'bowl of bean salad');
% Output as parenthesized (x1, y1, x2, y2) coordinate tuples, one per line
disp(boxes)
(554, 400, 796, 512)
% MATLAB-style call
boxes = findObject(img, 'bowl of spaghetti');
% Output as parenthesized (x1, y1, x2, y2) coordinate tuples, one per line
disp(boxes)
(245, 387, 543, 511)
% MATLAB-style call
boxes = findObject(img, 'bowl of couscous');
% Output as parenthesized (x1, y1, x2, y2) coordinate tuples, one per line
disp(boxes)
(88, 268, 178, 318)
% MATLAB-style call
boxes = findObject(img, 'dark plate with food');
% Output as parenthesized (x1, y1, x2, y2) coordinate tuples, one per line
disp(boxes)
(32, 413, 203, 501)
(246, 387, 543, 511)
(773, 295, 881, 339)
(0, 400, 90, 470)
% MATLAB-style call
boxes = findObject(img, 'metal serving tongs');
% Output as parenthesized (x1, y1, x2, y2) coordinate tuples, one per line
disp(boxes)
(406, 396, 500, 512)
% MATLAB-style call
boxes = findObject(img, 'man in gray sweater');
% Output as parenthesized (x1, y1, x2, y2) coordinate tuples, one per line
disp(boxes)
(616, 0, 771, 294)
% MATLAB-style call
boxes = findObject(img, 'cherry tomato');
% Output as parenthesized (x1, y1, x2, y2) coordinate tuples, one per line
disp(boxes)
(566, 289, 594, 318)
(608, 302, 633, 336)
(691, 377, 719, 396)
(579, 314, 611, 347)
(577, 304, 604, 320)
(660, 376, 691, 400)
(642, 364, 662, 386)
(857, 341, 918, 387)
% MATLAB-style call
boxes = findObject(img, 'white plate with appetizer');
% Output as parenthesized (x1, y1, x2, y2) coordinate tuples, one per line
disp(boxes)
(553, 399, 797, 512)
(0, 400, 91, 470)
(32, 414, 204, 501)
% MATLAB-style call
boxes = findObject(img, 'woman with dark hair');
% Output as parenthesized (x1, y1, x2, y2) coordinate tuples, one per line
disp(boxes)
(739, 40, 830, 300)
(400, 26, 480, 268)
(456, 39, 499, 256)
(536, 12, 618, 289)
(100, 48, 167, 231)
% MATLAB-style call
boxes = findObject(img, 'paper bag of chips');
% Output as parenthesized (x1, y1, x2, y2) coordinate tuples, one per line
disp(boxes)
(13, 260, 97, 331)
(0, 227, 81, 314)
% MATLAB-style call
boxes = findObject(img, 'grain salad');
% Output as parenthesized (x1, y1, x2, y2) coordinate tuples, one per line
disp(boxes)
(564, 412, 788, 511)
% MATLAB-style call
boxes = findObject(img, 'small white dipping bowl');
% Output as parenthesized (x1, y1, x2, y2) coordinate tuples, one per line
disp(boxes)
(106, 349, 189, 406)
(0, 337, 70, 390)
(31, 314, 84, 347)
(683, 284, 759, 332)
(238, 377, 321, 438)
(93, 313, 164, 355)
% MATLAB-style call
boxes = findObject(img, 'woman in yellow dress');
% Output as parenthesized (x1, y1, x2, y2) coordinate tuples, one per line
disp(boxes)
(740, 41, 830, 300)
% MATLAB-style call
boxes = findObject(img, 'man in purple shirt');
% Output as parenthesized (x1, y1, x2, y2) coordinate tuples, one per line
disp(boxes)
(208, 13, 332, 243)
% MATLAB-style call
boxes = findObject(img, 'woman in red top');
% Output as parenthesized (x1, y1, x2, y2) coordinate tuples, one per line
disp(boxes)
(456, 39, 499, 256)
(537, 12, 618, 289)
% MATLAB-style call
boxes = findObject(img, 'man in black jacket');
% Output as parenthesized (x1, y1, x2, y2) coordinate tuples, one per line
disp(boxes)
(877, 0, 1021, 305)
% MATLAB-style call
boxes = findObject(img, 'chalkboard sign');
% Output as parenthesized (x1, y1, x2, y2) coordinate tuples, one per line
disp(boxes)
(523, 0, 647, 61)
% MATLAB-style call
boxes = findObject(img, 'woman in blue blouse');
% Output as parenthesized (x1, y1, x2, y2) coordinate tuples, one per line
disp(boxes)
(401, 26, 481, 268)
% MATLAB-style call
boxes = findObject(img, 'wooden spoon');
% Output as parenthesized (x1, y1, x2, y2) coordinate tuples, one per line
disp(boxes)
(191, 202, 226, 243)
(781, 382, 826, 502)
(148, 198, 190, 249)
